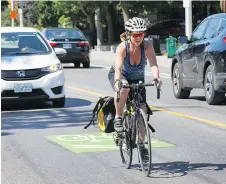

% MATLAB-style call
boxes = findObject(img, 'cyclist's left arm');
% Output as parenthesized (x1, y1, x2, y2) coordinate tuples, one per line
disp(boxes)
(144, 41, 160, 79)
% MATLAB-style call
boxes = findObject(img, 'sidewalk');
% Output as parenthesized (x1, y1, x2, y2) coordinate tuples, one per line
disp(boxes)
(90, 50, 172, 69)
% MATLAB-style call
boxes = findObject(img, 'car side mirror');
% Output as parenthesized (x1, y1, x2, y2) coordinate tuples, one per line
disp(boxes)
(54, 48, 66, 57)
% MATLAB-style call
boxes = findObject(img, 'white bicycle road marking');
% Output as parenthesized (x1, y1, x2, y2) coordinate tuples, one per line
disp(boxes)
(56, 133, 113, 143)
(57, 133, 157, 145)
(72, 145, 117, 149)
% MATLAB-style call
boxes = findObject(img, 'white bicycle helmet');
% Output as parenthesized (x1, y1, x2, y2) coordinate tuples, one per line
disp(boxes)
(125, 17, 147, 32)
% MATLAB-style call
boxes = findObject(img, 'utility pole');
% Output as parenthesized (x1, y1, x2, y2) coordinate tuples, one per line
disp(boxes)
(11, 0, 14, 27)
(183, 0, 192, 39)
(18, 1, 23, 27)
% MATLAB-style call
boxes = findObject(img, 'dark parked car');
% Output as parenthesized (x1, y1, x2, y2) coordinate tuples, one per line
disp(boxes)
(171, 13, 226, 105)
(42, 28, 90, 68)
(146, 19, 185, 40)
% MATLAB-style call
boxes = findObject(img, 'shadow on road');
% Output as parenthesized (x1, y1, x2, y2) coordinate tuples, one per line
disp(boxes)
(189, 96, 226, 105)
(1, 97, 92, 112)
(1, 132, 14, 136)
(189, 96, 206, 102)
(62, 65, 105, 69)
(1, 97, 94, 132)
(1, 108, 93, 131)
(131, 161, 226, 178)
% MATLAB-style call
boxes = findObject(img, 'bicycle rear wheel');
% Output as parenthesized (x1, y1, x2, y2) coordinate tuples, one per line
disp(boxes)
(119, 111, 133, 169)
(136, 108, 152, 177)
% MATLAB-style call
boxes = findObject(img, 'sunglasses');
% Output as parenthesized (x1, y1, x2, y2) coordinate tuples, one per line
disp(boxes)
(131, 32, 144, 38)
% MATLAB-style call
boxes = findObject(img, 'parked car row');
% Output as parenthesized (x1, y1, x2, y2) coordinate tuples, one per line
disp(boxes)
(1, 26, 90, 108)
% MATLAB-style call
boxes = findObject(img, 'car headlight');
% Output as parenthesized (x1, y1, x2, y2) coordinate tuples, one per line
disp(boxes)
(41, 63, 63, 73)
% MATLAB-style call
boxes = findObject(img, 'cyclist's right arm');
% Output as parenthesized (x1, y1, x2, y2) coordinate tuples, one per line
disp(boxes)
(114, 42, 126, 90)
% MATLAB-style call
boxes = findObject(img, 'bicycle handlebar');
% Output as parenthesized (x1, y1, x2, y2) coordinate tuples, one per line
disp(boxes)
(116, 80, 161, 103)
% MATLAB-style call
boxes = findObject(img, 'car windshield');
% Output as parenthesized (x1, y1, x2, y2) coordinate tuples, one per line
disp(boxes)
(46, 29, 85, 40)
(1, 32, 51, 56)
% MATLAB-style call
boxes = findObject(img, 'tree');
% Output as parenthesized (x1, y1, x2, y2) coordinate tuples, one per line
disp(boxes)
(58, 15, 73, 28)
(1, 1, 8, 11)
(19, 1, 36, 27)
(1, 8, 12, 26)
(31, 1, 60, 28)
(220, 0, 226, 12)
(101, 2, 115, 44)
(117, 1, 132, 23)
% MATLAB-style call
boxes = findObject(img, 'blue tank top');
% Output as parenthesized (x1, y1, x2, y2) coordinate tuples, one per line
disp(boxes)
(121, 41, 146, 81)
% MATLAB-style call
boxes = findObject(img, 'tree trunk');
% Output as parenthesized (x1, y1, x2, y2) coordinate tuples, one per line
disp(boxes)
(95, 8, 103, 46)
(80, 4, 96, 48)
(87, 14, 95, 48)
(106, 4, 114, 44)
(220, 0, 226, 12)
(120, 2, 130, 24)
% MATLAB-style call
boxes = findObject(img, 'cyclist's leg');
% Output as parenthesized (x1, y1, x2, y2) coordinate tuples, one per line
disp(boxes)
(108, 66, 130, 132)
(138, 84, 147, 142)
(138, 86, 150, 160)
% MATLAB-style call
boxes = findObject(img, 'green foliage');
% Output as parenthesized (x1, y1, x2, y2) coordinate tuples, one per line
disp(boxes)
(2, 1, 221, 44)
(58, 15, 73, 28)
(31, 1, 60, 27)
(1, 1, 8, 11)
(33, 24, 44, 31)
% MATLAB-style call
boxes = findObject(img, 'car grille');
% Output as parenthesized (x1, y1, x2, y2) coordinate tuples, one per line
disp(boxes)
(1, 69, 45, 81)
(1, 89, 48, 98)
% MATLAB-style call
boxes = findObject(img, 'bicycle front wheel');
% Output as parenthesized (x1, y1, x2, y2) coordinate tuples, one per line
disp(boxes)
(136, 108, 152, 177)
(119, 111, 133, 169)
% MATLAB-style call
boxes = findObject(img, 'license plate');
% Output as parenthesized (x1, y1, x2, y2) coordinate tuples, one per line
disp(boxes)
(14, 83, 32, 93)
(63, 43, 72, 49)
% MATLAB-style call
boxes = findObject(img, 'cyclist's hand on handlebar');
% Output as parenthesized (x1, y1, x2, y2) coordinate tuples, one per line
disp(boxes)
(153, 78, 162, 89)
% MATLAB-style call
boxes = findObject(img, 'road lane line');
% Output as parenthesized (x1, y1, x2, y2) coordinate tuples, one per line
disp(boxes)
(66, 85, 104, 97)
(149, 106, 226, 128)
(66, 85, 226, 128)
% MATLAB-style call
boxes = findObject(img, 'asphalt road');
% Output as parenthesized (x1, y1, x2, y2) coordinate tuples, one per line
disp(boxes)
(2, 52, 226, 184)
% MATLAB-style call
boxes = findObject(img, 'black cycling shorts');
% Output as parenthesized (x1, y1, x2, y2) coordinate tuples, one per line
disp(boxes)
(108, 66, 146, 103)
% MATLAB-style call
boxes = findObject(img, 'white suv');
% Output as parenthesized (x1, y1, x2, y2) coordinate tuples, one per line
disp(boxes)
(1, 27, 66, 108)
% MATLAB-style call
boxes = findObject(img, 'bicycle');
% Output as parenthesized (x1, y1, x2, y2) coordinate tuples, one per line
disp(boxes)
(114, 79, 160, 177)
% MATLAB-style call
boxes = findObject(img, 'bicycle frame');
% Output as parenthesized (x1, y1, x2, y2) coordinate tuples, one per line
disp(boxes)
(126, 86, 144, 148)
(117, 80, 160, 145)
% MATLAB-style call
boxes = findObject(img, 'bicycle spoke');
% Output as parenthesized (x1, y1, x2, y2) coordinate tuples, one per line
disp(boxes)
(119, 112, 133, 169)
(136, 109, 152, 177)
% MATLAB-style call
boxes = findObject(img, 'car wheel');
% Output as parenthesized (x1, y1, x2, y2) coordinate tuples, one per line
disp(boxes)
(204, 65, 225, 105)
(74, 63, 80, 68)
(52, 97, 65, 108)
(172, 63, 191, 99)
(83, 59, 90, 68)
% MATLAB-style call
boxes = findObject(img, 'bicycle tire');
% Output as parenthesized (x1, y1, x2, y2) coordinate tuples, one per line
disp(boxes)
(119, 111, 133, 169)
(136, 108, 152, 177)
